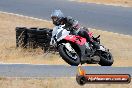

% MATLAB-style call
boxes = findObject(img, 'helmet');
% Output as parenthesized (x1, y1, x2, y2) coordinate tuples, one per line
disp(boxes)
(51, 10, 64, 18)
(51, 10, 64, 26)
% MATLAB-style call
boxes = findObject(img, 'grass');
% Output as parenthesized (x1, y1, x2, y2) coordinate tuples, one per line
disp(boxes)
(78, 0, 132, 7)
(0, 78, 131, 88)
(0, 12, 67, 65)
(0, 12, 132, 66)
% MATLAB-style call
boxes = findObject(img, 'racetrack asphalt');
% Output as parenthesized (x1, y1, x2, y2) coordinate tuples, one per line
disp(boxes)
(0, 64, 131, 77)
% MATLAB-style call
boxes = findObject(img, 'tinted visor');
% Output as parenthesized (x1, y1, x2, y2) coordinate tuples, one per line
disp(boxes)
(51, 16, 58, 22)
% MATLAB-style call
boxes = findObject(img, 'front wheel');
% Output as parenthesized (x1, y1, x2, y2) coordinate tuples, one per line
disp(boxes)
(99, 51, 114, 66)
(58, 44, 80, 66)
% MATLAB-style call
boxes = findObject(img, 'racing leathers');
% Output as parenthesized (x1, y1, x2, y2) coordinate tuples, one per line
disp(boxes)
(61, 16, 100, 49)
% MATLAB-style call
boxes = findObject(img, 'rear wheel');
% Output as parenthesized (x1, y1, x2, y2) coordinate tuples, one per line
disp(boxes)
(99, 51, 114, 66)
(58, 44, 80, 66)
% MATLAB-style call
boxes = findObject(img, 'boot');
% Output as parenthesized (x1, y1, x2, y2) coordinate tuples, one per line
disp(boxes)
(92, 42, 100, 49)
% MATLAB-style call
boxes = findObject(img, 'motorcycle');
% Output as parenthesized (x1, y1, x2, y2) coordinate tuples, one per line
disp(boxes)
(50, 25, 114, 66)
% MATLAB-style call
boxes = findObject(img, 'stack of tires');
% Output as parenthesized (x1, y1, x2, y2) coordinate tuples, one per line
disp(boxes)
(16, 27, 53, 52)
(16, 27, 27, 48)
(27, 27, 37, 49)
(36, 28, 52, 51)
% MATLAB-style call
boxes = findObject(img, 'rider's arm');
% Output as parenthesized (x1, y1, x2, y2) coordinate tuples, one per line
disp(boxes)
(50, 26, 58, 45)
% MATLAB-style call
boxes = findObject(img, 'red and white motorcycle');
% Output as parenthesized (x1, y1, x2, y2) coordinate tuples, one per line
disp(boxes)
(50, 25, 114, 66)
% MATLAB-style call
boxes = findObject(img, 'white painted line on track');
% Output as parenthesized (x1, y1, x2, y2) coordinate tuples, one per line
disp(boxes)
(0, 77, 76, 79)
(0, 10, 131, 46)
(0, 11, 51, 22)
(0, 11, 131, 37)
(0, 62, 70, 66)
(90, 28, 132, 37)
(69, 0, 131, 8)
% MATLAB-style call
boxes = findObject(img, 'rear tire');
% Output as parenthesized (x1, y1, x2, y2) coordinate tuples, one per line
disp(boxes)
(58, 44, 80, 66)
(99, 51, 114, 66)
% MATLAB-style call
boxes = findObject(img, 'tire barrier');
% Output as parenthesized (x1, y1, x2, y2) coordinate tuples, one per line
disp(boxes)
(27, 27, 37, 49)
(16, 27, 28, 48)
(16, 27, 53, 52)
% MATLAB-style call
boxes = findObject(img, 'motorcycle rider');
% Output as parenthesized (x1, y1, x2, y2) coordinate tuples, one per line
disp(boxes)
(50, 10, 105, 51)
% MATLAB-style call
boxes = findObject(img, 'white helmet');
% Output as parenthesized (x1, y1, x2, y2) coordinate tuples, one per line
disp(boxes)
(51, 10, 64, 26)
(51, 10, 64, 18)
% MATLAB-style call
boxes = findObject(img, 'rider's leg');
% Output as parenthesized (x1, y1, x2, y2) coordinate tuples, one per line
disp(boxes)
(78, 29, 100, 49)
(82, 31, 105, 51)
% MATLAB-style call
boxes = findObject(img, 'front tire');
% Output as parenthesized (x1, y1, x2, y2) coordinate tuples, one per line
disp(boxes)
(99, 51, 114, 66)
(58, 44, 80, 66)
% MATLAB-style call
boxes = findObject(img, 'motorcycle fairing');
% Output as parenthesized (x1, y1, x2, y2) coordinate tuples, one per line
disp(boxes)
(64, 35, 86, 46)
